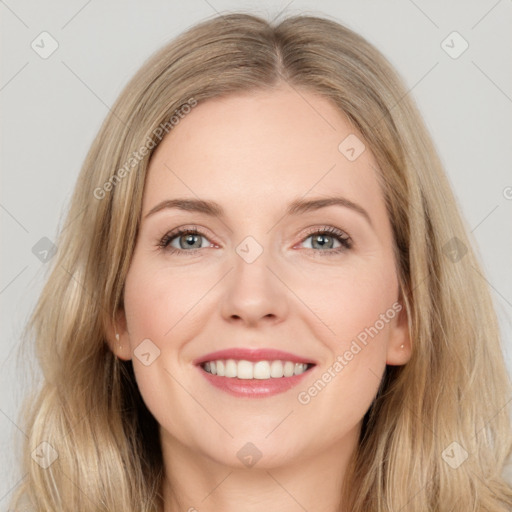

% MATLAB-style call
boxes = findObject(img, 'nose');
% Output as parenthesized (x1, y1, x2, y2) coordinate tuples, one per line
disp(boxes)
(220, 244, 289, 327)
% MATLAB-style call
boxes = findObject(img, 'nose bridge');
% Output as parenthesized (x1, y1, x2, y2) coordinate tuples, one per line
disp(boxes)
(220, 234, 288, 323)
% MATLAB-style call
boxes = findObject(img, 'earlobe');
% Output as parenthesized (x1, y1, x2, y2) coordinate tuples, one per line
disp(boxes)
(106, 309, 132, 361)
(386, 301, 412, 366)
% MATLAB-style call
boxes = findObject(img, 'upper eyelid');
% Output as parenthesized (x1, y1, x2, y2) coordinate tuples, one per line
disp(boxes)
(163, 225, 215, 242)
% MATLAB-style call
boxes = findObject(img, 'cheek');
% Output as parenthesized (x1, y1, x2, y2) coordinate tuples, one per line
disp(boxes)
(291, 252, 399, 348)
(123, 258, 204, 345)
(299, 256, 398, 421)
(122, 259, 203, 439)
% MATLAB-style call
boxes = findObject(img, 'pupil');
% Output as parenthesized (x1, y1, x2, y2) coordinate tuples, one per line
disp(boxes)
(181, 234, 200, 249)
(313, 234, 332, 249)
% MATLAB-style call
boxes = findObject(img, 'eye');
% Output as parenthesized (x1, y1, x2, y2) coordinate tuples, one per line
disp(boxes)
(158, 226, 214, 254)
(298, 226, 352, 255)
(157, 225, 352, 256)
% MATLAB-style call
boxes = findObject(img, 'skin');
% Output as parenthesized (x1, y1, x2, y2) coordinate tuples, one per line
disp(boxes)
(108, 83, 411, 512)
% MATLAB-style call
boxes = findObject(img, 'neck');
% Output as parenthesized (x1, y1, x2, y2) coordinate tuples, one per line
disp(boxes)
(160, 427, 359, 512)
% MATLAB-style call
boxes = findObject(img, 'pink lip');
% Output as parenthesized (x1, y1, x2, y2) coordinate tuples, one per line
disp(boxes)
(197, 368, 314, 398)
(193, 348, 316, 366)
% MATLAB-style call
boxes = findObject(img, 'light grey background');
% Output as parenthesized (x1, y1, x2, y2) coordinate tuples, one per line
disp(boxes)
(1, 0, 511, 504)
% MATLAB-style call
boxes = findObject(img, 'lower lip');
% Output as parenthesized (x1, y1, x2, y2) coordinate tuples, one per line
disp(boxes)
(197, 366, 314, 398)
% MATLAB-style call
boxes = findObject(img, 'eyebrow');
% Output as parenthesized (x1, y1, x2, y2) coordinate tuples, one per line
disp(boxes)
(144, 196, 373, 227)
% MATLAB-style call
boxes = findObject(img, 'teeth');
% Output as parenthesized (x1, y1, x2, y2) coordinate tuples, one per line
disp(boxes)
(238, 360, 254, 379)
(254, 361, 270, 379)
(225, 359, 237, 378)
(270, 360, 283, 378)
(201, 359, 311, 379)
(283, 361, 295, 377)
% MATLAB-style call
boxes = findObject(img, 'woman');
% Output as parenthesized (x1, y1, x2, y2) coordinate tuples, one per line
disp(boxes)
(11, 12, 512, 511)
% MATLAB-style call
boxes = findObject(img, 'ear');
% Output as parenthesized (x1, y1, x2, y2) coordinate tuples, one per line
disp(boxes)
(385, 300, 412, 366)
(105, 308, 132, 361)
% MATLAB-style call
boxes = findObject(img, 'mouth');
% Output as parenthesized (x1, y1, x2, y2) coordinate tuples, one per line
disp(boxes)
(194, 348, 317, 398)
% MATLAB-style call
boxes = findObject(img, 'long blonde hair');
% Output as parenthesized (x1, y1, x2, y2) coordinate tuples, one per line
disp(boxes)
(11, 12, 512, 511)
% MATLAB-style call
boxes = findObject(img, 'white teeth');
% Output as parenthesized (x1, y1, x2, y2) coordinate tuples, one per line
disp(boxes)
(294, 363, 305, 375)
(225, 359, 237, 378)
(201, 359, 311, 379)
(283, 361, 295, 377)
(237, 360, 253, 379)
(253, 361, 270, 379)
(270, 360, 283, 378)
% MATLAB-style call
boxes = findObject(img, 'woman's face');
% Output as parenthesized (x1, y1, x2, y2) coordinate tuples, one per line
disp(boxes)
(113, 84, 411, 469)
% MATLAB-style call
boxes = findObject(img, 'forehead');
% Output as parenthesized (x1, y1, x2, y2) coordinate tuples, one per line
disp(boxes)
(143, 85, 383, 217)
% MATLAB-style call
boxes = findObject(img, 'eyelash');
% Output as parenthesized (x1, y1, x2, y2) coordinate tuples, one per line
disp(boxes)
(157, 225, 353, 256)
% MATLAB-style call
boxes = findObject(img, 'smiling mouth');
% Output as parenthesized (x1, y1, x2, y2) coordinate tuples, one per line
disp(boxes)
(200, 359, 315, 379)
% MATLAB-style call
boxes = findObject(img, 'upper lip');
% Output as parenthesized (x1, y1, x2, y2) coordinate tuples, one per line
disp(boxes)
(193, 348, 317, 366)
